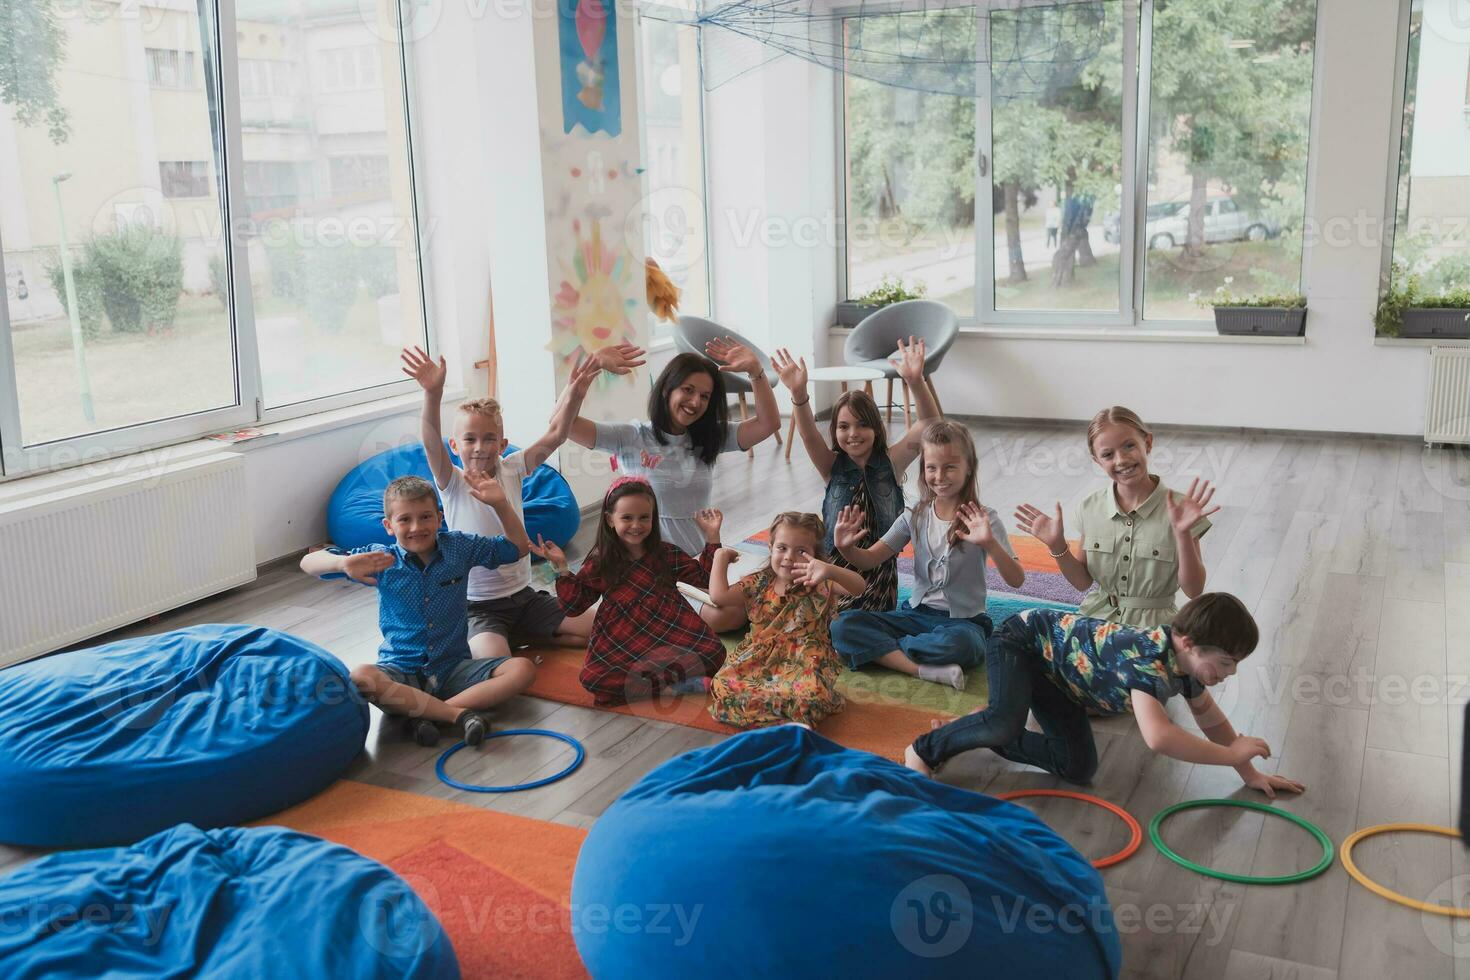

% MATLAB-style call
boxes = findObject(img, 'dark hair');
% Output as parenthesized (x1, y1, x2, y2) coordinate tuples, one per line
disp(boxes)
(1171, 593, 1259, 659)
(384, 475, 437, 514)
(591, 479, 669, 586)
(649, 353, 729, 466)
(829, 390, 889, 460)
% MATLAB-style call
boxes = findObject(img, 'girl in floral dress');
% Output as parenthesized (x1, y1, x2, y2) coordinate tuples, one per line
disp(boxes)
(704, 513, 866, 729)
(533, 478, 726, 706)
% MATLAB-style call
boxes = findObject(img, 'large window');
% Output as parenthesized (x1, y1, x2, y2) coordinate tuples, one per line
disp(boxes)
(1384, 0, 1470, 322)
(0, 0, 427, 476)
(840, 0, 1320, 327)
(636, 5, 712, 338)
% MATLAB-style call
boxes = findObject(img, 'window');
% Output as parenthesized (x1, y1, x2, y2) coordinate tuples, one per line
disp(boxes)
(839, 0, 1320, 327)
(636, 7, 712, 337)
(159, 162, 212, 199)
(330, 155, 391, 196)
(317, 47, 381, 93)
(0, 0, 427, 476)
(146, 48, 197, 89)
(1385, 0, 1470, 321)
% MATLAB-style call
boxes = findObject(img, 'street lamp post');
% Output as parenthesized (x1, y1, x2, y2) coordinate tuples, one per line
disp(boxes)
(52, 172, 95, 425)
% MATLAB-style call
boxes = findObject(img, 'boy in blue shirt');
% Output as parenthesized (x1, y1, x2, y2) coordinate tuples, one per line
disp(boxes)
(301, 473, 533, 747)
(905, 593, 1306, 800)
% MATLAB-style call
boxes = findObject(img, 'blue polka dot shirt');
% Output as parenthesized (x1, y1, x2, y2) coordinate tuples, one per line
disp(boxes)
(328, 530, 521, 677)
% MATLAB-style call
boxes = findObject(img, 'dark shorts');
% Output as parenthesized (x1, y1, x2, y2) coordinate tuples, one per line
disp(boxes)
(379, 656, 511, 699)
(467, 586, 567, 647)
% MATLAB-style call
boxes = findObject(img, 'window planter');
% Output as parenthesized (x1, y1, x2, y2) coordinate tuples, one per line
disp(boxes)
(1399, 308, 1470, 340)
(1212, 306, 1307, 337)
(835, 300, 879, 327)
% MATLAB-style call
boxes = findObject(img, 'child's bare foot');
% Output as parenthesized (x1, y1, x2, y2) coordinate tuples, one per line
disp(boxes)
(904, 744, 933, 777)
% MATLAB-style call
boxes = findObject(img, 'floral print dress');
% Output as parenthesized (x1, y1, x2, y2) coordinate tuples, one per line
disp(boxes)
(708, 568, 846, 728)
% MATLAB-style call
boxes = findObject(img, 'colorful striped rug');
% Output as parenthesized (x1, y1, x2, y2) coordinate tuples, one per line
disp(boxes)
(521, 535, 1081, 760)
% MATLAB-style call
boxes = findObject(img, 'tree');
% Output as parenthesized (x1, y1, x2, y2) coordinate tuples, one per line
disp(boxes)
(0, 0, 71, 143)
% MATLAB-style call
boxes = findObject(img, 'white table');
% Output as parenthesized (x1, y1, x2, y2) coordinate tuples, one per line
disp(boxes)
(785, 365, 886, 461)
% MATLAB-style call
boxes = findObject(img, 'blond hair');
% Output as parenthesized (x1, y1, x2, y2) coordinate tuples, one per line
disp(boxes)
(916, 420, 980, 546)
(769, 511, 826, 557)
(1086, 406, 1151, 456)
(458, 398, 503, 423)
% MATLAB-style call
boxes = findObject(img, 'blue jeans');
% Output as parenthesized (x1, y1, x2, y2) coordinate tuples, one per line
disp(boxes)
(380, 656, 511, 700)
(910, 618, 1098, 782)
(831, 604, 993, 670)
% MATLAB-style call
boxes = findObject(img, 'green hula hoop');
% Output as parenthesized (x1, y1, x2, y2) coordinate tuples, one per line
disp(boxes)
(1149, 799, 1334, 885)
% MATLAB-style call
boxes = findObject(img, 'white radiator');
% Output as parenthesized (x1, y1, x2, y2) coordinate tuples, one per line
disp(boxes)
(1426, 347, 1470, 447)
(0, 453, 256, 667)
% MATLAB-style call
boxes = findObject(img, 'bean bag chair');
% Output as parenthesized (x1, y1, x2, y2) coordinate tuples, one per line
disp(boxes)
(0, 625, 367, 848)
(571, 726, 1120, 979)
(327, 442, 580, 553)
(0, 823, 458, 979)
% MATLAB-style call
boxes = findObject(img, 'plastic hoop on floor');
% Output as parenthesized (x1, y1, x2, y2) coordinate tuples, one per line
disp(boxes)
(995, 789, 1142, 868)
(435, 728, 586, 793)
(1341, 823, 1470, 917)
(1149, 799, 1333, 885)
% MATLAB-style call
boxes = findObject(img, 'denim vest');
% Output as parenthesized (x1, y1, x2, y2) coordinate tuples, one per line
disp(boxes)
(821, 452, 904, 555)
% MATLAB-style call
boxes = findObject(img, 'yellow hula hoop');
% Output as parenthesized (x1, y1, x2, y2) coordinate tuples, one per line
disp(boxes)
(1340, 823, 1470, 917)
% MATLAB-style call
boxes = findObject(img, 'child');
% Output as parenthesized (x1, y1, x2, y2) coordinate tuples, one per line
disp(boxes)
(302, 474, 535, 747)
(904, 593, 1307, 802)
(772, 337, 941, 613)
(704, 512, 866, 729)
(401, 346, 602, 661)
(1014, 405, 1219, 628)
(531, 477, 727, 706)
(830, 421, 1025, 690)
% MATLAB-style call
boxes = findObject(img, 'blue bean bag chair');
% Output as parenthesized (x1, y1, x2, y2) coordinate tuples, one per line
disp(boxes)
(327, 442, 580, 553)
(571, 726, 1121, 979)
(0, 625, 368, 848)
(0, 823, 459, 978)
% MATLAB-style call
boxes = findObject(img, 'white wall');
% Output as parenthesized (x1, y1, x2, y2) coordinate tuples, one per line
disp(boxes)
(716, 0, 1436, 437)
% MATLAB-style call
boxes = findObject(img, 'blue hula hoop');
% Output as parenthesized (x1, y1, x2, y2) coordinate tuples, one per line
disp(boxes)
(435, 728, 586, 793)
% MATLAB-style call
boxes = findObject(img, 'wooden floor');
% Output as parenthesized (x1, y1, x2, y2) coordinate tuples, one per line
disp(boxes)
(6, 419, 1469, 979)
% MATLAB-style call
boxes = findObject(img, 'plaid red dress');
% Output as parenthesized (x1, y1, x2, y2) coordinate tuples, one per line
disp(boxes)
(557, 542, 726, 706)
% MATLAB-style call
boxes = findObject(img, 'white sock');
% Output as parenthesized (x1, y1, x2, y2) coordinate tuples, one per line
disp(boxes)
(917, 664, 966, 691)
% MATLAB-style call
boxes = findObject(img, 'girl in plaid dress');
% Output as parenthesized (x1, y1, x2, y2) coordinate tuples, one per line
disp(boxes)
(533, 478, 726, 706)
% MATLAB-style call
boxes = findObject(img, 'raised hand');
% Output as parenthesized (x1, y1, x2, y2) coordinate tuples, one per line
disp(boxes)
(791, 557, 833, 587)
(528, 534, 568, 573)
(463, 470, 507, 508)
(892, 335, 927, 386)
(1166, 477, 1220, 535)
(344, 551, 395, 586)
(694, 508, 724, 542)
(705, 336, 760, 376)
(954, 501, 994, 547)
(592, 342, 647, 376)
(400, 346, 446, 393)
(715, 547, 741, 565)
(771, 347, 809, 394)
(833, 505, 868, 551)
(566, 352, 603, 400)
(1014, 502, 1066, 553)
(1242, 769, 1305, 800)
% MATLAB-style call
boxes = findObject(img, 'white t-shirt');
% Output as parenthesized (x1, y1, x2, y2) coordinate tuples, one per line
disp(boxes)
(593, 420, 745, 556)
(918, 513, 954, 611)
(437, 451, 530, 601)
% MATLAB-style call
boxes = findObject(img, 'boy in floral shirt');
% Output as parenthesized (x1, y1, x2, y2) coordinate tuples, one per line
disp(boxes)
(905, 593, 1305, 800)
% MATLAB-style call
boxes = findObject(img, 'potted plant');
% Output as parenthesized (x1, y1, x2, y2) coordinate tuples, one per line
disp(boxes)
(836, 274, 927, 327)
(1374, 267, 1470, 339)
(1195, 278, 1306, 336)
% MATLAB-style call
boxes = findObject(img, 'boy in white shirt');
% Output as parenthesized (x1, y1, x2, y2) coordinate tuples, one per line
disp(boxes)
(402, 346, 602, 661)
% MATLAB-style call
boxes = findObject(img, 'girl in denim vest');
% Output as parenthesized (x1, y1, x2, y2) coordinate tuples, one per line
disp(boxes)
(772, 337, 940, 613)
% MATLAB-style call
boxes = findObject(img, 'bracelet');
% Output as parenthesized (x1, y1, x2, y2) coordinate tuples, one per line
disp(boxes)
(1048, 544, 1069, 558)
(791, 395, 810, 406)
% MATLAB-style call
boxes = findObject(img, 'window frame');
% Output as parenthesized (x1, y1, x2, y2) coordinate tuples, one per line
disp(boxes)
(1379, 0, 1423, 298)
(835, 0, 1323, 332)
(0, 0, 432, 480)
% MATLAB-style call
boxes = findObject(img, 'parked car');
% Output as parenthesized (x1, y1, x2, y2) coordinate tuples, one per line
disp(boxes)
(1102, 196, 1280, 248)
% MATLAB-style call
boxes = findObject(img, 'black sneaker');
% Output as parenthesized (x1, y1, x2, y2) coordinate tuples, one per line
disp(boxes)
(412, 718, 441, 747)
(459, 711, 490, 747)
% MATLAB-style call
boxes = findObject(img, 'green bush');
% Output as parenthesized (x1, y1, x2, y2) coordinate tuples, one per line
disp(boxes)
(82, 226, 183, 334)
(265, 238, 306, 304)
(207, 252, 230, 309)
(358, 244, 399, 299)
(301, 245, 362, 333)
(853, 274, 928, 308)
(44, 253, 104, 339)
